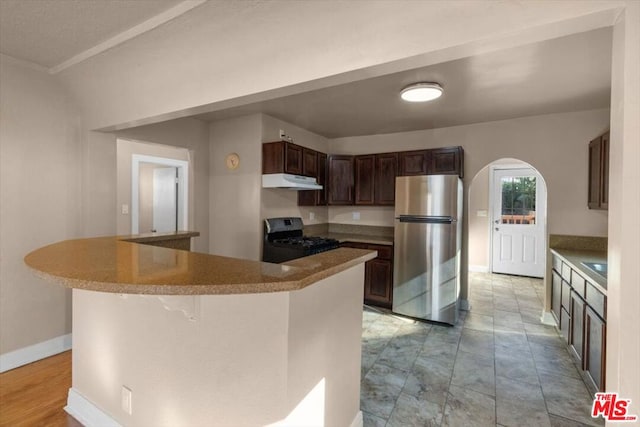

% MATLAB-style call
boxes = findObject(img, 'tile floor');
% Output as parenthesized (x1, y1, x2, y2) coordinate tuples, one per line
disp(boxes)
(360, 272, 603, 427)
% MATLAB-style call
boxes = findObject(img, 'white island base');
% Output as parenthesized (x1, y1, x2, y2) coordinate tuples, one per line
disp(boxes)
(65, 264, 365, 427)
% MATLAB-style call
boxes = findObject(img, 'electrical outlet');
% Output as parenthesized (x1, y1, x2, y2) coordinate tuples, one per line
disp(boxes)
(309, 212, 315, 220)
(352, 212, 360, 220)
(279, 129, 286, 140)
(121, 204, 129, 215)
(121, 386, 132, 414)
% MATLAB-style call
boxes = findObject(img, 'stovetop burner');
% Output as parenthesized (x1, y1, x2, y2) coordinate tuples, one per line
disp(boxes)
(272, 236, 336, 247)
(263, 217, 340, 263)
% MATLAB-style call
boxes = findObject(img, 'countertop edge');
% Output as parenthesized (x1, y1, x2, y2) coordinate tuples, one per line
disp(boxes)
(550, 248, 607, 294)
(24, 238, 377, 296)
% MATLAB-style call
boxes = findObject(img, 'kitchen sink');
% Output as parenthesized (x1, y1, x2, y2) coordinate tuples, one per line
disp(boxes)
(581, 261, 608, 278)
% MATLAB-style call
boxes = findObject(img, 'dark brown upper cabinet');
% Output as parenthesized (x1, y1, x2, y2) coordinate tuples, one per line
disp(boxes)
(399, 150, 430, 176)
(316, 153, 328, 205)
(298, 148, 327, 206)
(262, 141, 304, 175)
(430, 146, 464, 178)
(328, 155, 354, 205)
(398, 147, 463, 178)
(374, 153, 398, 205)
(354, 155, 375, 205)
(588, 131, 609, 210)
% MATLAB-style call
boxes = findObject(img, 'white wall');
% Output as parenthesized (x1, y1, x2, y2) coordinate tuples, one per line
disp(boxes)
(114, 118, 210, 253)
(55, 1, 623, 131)
(209, 114, 263, 260)
(0, 57, 81, 355)
(607, 1, 640, 410)
(329, 109, 610, 238)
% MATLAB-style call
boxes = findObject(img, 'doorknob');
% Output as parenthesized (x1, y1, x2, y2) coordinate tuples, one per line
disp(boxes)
(495, 227, 499, 231)
(494, 219, 500, 224)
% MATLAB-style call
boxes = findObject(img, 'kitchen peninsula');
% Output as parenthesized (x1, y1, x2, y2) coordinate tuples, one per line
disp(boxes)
(25, 235, 376, 427)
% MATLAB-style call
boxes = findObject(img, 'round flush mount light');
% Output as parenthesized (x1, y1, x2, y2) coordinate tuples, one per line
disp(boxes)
(400, 82, 443, 102)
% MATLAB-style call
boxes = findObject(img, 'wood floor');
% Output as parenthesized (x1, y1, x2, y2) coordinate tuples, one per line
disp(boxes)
(0, 351, 81, 427)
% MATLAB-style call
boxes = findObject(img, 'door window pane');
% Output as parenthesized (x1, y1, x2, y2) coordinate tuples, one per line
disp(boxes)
(500, 176, 536, 224)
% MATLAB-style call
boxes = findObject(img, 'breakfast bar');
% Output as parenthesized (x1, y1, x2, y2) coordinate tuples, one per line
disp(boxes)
(25, 236, 376, 427)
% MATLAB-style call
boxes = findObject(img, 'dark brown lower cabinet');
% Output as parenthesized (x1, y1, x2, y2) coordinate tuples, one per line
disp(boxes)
(551, 270, 562, 323)
(585, 306, 606, 391)
(560, 308, 571, 343)
(342, 242, 393, 309)
(552, 251, 607, 393)
(569, 291, 585, 364)
(365, 258, 393, 308)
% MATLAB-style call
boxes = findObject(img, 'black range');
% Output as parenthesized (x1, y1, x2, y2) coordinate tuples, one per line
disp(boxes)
(262, 217, 340, 263)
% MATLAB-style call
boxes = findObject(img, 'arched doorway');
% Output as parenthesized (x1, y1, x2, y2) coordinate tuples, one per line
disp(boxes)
(468, 158, 548, 278)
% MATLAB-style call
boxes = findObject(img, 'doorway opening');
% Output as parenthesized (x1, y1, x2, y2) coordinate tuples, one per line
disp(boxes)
(131, 154, 189, 234)
(468, 158, 548, 278)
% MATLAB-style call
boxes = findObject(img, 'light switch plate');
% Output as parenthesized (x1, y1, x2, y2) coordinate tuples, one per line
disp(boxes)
(477, 210, 488, 217)
(121, 386, 132, 414)
(352, 212, 360, 220)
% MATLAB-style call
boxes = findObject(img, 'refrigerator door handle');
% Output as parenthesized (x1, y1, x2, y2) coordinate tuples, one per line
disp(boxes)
(396, 215, 456, 224)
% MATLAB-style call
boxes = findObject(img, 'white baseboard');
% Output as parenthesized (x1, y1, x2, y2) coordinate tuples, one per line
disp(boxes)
(468, 265, 490, 273)
(540, 310, 557, 326)
(349, 410, 363, 427)
(0, 333, 72, 373)
(65, 388, 122, 427)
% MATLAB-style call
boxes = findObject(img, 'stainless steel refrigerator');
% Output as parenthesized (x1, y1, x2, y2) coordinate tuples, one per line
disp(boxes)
(393, 175, 463, 325)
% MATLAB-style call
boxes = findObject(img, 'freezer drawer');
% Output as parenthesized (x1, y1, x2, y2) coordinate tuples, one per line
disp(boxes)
(392, 221, 459, 324)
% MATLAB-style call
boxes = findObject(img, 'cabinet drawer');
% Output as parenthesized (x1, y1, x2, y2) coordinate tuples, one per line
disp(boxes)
(586, 282, 606, 320)
(571, 271, 586, 298)
(561, 262, 572, 282)
(561, 280, 571, 310)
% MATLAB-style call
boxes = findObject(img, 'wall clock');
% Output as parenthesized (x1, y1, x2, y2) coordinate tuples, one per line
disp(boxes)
(225, 153, 240, 170)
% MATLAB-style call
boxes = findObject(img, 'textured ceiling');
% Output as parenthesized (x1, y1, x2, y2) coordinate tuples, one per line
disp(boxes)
(0, 0, 185, 68)
(194, 27, 612, 138)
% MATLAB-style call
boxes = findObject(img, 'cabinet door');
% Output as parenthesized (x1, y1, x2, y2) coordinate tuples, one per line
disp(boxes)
(316, 153, 328, 206)
(588, 136, 602, 209)
(585, 306, 606, 391)
(297, 149, 319, 206)
(355, 155, 375, 205)
(600, 132, 609, 209)
(429, 147, 463, 177)
(328, 155, 354, 205)
(399, 150, 429, 176)
(302, 148, 318, 177)
(262, 141, 285, 174)
(551, 270, 562, 324)
(569, 290, 586, 365)
(375, 153, 398, 205)
(284, 143, 303, 175)
(364, 258, 393, 308)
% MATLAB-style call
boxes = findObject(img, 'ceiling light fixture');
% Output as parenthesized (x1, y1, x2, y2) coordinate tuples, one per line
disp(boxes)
(400, 82, 443, 102)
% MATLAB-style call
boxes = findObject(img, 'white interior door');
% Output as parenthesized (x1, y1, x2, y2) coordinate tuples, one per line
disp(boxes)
(152, 167, 178, 233)
(491, 167, 546, 277)
(131, 153, 189, 235)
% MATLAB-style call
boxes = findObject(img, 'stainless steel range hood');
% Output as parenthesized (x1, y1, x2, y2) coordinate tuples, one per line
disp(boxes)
(262, 173, 322, 190)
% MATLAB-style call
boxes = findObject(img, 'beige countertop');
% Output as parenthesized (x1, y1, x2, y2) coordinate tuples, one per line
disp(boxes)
(321, 232, 394, 246)
(120, 230, 200, 243)
(24, 236, 376, 295)
(551, 248, 607, 293)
